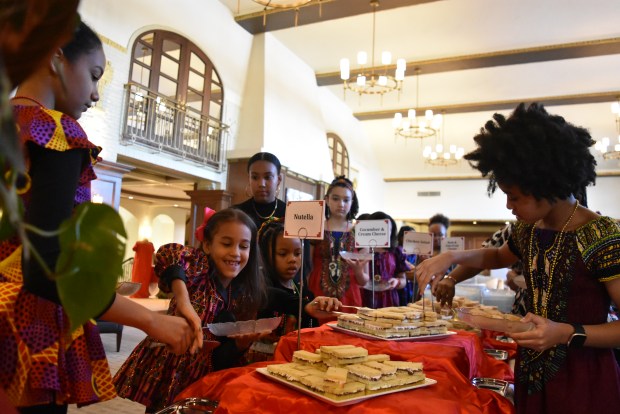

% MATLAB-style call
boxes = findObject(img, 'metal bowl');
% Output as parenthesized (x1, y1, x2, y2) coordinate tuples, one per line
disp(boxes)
(116, 281, 141, 296)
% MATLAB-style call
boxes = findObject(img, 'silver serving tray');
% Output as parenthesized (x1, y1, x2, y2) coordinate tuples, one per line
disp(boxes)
(471, 377, 510, 396)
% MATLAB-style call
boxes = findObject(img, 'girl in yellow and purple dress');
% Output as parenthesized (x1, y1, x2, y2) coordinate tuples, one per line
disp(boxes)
(0, 22, 193, 413)
(114, 208, 267, 413)
(360, 212, 408, 309)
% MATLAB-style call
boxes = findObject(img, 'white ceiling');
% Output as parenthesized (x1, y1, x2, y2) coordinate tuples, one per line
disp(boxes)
(122, 0, 620, 207)
(221, 0, 620, 180)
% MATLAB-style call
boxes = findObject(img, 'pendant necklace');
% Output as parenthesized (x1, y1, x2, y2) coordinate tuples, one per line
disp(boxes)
(253, 199, 277, 220)
(327, 220, 348, 284)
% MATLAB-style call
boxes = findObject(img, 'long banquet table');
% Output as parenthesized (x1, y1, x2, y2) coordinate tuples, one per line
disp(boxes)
(176, 325, 515, 413)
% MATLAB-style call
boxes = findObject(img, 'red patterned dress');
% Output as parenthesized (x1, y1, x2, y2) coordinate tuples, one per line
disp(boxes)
(0, 104, 115, 407)
(308, 230, 362, 311)
(113, 243, 245, 412)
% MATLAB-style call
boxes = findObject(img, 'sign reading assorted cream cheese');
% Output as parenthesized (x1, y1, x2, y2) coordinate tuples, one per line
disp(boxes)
(354, 219, 391, 248)
(284, 200, 325, 240)
(402, 231, 433, 255)
(441, 236, 464, 253)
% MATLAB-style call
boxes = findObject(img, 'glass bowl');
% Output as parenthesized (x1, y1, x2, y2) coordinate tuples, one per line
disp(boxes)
(207, 316, 282, 336)
(116, 281, 141, 296)
(340, 251, 373, 261)
(456, 307, 533, 333)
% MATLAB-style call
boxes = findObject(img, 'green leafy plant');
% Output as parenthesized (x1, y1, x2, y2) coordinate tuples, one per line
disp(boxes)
(56, 203, 126, 331)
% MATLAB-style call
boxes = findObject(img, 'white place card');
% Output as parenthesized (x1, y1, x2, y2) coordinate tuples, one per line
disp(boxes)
(402, 231, 433, 255)
(283, 200, 325, 240)
(354, 219, 391, 248)
(441, 236, 464, 253)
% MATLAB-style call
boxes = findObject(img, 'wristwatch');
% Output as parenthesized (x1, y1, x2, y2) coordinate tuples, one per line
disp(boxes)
(567, 323, 587, 348)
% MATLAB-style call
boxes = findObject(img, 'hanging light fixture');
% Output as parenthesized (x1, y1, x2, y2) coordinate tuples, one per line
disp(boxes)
(339, 0, 405, 98)
(422, 112, 465, 166)
(594, 100, 620, 160)
(392, 69, 442, 139)
(249, 0, 324, 26)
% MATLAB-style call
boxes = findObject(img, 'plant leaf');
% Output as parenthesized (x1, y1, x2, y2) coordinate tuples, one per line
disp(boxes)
(56, 203, 127, 331)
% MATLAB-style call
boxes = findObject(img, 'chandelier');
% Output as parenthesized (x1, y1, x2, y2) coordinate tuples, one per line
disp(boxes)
(339, 0, 405, 97)
(422, 113, 465, 166)
(392, 70, 442, 139)
(593, 100, 620, 160)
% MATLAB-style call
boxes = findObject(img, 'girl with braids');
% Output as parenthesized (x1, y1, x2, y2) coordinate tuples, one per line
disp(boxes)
(247, 219, 342, 362)
(114, 208, 268, 412)
(416, 103, 620, 414)
(308, 176, 369, 320)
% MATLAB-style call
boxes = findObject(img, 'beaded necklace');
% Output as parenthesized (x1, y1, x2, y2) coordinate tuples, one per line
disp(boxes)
(527, 200, 579, 318)
(253, 199, 278, 220)
(326, 220, 350, 283)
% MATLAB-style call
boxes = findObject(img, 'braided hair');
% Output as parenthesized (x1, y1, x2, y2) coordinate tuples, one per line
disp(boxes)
(257, 218, 287, 287)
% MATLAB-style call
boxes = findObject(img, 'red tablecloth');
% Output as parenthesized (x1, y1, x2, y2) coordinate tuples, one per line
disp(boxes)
(176, 326, 515, 413)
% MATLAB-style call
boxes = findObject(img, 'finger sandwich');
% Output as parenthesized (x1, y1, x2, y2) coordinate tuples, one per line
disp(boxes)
(324, 366, 349, 385)
(292, 349, 326, 369)
(337, 314, 365, 331)
(267, 363, 309, 383)
(320, 345, 369, 366)
(346, 364, 389, 390)
(299, 375, 366, 400)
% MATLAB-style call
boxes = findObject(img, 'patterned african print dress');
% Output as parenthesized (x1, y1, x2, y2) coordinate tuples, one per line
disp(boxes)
(361, 249, 409, 308)
(0, 104, 114, 407)
(308, 230, 362, 312)
(113, 243, 245, 412)
(508, 217, 620, 414)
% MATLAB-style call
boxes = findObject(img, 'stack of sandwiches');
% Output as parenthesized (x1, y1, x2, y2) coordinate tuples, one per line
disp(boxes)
(336, 306, 449, 339)
(266, 345, 426, 400)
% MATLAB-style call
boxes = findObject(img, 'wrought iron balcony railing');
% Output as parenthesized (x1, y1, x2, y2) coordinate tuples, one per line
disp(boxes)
(121, 83, 228, 170)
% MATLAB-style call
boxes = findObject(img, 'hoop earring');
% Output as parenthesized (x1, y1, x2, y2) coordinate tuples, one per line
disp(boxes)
(245, 185, 253, 198)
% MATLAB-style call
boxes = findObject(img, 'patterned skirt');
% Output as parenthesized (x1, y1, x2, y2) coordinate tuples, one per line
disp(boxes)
(0, 247, 116, 407)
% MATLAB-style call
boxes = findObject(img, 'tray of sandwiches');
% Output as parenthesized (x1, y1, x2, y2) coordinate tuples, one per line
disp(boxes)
(329, 305, 456, 341)
(258, 345, 435, 406)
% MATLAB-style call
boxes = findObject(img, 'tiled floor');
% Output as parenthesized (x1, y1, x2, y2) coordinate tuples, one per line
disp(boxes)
(68, 326, 148, 414)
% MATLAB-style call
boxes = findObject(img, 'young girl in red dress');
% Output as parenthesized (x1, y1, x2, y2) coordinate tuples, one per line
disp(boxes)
(114, 208, 267, 412)
(308, 176, 368, 321)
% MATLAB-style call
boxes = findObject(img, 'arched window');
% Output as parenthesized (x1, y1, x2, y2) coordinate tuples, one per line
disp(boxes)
(122, 30, 227, 169)
(327, 133, 349, 177)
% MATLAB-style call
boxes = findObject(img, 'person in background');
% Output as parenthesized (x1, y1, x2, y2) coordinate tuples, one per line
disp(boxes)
(249, 219, 342, 362)
(416, 213, 454, 281)
(131, 238, 155, 298)
(0, 20, 194, 413)
(114, 208, 268, 412)
(308, 176, 368, 321)
(232, 151, 312, 279)
(233, 152, 285, 228)
(361, 211, 408, 308)
(415, 103, 620, 413)
(428, 213, 450, 256)
(397, 225, 417, 304)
